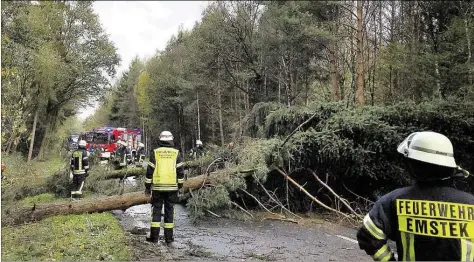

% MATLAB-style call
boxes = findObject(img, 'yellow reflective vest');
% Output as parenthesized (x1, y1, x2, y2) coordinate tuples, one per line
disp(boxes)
(151, 147, 179, 191)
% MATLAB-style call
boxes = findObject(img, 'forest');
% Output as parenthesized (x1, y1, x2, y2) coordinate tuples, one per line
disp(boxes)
(84, 0, 474, 210)
(3, 0, 474, 214)
(2, 0, 474, 260)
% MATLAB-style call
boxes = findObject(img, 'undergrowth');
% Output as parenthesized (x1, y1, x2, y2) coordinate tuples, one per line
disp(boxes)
(1, 213, 132, 261)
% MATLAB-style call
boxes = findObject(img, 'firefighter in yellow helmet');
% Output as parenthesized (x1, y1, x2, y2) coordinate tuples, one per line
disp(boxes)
(357, 131, 473, 261)
(145, 131, 185, 244)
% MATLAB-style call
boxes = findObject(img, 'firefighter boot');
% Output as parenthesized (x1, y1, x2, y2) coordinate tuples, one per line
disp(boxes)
(164, 228, 174, 244)
(146, 228, 159, 243)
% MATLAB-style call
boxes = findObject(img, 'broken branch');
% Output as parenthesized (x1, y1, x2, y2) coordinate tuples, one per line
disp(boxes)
(231, 201, 253, 218)
(240, 188, 276, 215)
(253, 174, 302, 219)
(309, 170, 363, 220)
(274, 167, 355, 221)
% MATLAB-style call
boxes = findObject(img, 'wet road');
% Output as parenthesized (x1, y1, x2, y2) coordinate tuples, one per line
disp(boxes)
(113, 204, 371, 261)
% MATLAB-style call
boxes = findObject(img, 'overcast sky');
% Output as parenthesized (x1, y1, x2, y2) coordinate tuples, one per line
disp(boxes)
(79, 1, 208, 119)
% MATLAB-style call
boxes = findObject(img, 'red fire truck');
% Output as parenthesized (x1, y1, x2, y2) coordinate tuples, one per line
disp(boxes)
(81, 127, 143, 161)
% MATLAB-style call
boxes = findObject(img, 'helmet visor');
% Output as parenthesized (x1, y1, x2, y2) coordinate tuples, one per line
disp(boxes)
(397, 132, 418, 155)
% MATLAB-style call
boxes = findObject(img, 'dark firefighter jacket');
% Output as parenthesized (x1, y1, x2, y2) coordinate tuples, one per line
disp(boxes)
(357, 183, 474, 261)
(137, 147, 146, 157)
(115, 146, 130, 165)
(190, 146, 204, 158)
(145, 141, 184, 192)
(70, 148, 90, 175)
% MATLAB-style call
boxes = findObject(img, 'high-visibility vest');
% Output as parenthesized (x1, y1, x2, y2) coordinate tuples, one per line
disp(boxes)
(152, 147, 179, 191)
(72, 150, 87, 175)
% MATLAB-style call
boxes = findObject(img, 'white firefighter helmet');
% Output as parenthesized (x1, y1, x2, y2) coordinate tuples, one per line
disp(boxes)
(397, 131, 456, 168)
(196, 140, 203, 146)
(78, 140, 87, 148)
(159, 131, 174, 141)
(138, 142, 145, 148)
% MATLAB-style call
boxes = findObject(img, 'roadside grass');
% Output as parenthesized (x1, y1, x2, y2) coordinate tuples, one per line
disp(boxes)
(1, 153, 69, 201)
(1, 212, 132, 261)
(1, 153, 135, 261)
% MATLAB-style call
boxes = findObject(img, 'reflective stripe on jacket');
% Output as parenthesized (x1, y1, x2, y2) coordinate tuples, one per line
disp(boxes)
(71, 149, 89, 175)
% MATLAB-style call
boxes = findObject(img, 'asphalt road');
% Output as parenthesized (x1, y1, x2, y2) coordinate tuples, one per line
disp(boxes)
(115, 204, 372, 261)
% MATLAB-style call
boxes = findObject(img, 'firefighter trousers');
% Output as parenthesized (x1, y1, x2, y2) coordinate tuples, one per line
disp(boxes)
(71, 173, 86, 199)
(150, 190, 178, 242)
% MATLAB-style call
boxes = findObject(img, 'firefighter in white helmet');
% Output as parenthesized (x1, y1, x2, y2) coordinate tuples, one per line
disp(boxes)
(190, 139, 205, 160)
(145, 131, 185, 244)
(137, 142, 146, 164)
(70, 140, 90, 199)
(357, 131, 473, 261)
(114, 140, 130, 168)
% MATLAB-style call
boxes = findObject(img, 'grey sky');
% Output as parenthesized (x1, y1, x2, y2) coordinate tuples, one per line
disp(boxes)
(79, 1, 208, 119)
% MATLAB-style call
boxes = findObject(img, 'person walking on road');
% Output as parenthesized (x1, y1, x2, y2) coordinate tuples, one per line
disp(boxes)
(357, 131, 473, 261)
(70, 140, 90, 199)
(145, 131, 185, 244)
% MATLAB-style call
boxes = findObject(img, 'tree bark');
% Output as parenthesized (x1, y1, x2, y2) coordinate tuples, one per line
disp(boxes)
(3, 169, 255, 226)
(434, 61, 442, 99)
(210, 105, 215, 143)
(196, 91, 201, 141)
(330, 41, 341, 101)
(389, 0, 396, 102)
(27, 108, 39, 162)
(38, 117, 52, 160)
(465, 14, 472, 85)
(218, 88, 225, 146)
(355, 0, 365, 106)
(278, 66, 282, 105)
(246, 78, 250, 114)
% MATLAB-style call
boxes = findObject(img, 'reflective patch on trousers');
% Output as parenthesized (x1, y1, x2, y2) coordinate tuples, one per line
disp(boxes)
(163, 223, 174, 229)
(400, 232, 415, 261)
(461, 239, 474, 261)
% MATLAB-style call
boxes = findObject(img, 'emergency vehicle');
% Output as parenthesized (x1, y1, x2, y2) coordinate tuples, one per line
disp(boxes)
(80, 127, 143, 161)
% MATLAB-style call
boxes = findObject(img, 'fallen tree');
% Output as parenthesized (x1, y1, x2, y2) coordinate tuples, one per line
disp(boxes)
(102, 158, 217, 180)
(103, 167, 144, 180)
(3, 169, 255, 226)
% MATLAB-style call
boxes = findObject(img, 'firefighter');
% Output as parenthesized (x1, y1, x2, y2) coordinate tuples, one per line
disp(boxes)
(190, 140, 205, 160)
(70, 140, 90, 199)
(145, 131, 185, 244)
(356, 131, 474, 261)
(137, 142, 146, 164)
(115, 141, 129, 168)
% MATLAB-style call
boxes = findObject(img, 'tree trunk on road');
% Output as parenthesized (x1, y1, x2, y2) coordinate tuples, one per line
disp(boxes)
(3, 169, 255, 226)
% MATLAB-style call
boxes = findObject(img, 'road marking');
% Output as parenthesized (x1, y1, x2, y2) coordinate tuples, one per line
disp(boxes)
(336, 235, 358, 244)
